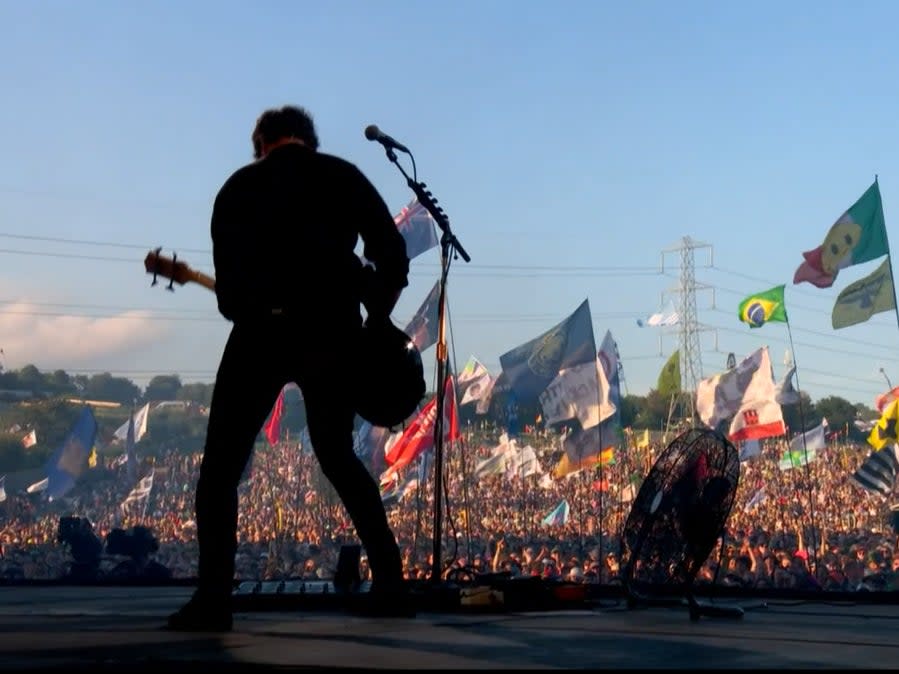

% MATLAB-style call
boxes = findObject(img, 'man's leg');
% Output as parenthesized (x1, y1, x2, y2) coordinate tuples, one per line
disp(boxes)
(302, 373, 404, 592)
(168, 325, 283, 630)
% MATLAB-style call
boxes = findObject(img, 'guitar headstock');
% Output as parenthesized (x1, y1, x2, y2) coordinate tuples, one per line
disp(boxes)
(144, 248, 191, 290)
(143, 248, 216, 292)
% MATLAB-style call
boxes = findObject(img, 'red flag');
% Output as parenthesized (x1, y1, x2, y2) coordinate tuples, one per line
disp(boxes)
(263, 389, 285, 447)
(384, 376, 459, 474)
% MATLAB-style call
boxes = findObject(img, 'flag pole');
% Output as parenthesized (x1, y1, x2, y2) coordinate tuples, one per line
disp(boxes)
(872, 174, 899, 335)
(783, 323, 820, 576)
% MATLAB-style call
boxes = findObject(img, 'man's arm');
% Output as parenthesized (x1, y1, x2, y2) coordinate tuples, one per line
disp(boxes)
(353, 167, 409, 323)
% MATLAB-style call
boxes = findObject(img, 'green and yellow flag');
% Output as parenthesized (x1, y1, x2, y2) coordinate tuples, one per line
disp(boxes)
(832, 257, 896, 329)
(738, 285, 788, 328)
(657, 350, 681, 397)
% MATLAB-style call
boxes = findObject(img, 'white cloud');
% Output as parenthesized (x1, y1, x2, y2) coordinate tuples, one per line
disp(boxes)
(0, 302, 171, 370)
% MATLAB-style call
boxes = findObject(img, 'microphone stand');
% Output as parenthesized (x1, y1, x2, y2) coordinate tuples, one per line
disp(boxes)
(379, 145, 470, 584)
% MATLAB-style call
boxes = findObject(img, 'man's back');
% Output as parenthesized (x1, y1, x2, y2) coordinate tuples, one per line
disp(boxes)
(211, 144, 407, 325)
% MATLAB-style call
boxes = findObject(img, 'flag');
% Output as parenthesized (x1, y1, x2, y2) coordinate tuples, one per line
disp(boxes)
(851, 445, 899, 496)
(832, 257, 896, 329)
(45, 406, 98, 500)
(458, 356, 488, 388)
(504, 444, 541, 479)
(393, 197, 439, 260)
(696, 347, 769, 429)
(794, 180, 888, 288)
(113, 403, 150, 443)
(744, 485, 766, 512)
(538, 357, 615, 430)
(21, 429, 37, 449)
(727, 348, 786, 442)
(263, 388, 286, 447)
(87, 447, 98, 469)
(26, 477, 48, 494)
(775, 365, 800, 406)
(0, 475, 5, 503)
(636, 429, 650, 450)
(598, 331, 621, 418)
(461, 371, 494, 407)
(730, 400, 786, 442)
(657, 350, 681, 397)
(738, 284, 787, 328)
(125, 406, 138, 484)
(551, 423, 616, 478)
(403, 280, 440, 353)
(778, 448, 818, 471)
(739, 439, 761, 462)
(382, 376, 459, 480)
(637, 301, 680, 327)
(121, 473, 154, 509)
(499, 299, 596, 402)
(789, 419, 828, 454)
(541, 499, 570, 527)
(868, 399, 899, 450)
(876, 386, 899, 413)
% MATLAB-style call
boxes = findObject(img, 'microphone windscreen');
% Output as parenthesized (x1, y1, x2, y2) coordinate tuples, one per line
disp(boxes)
(364, 125, 380, 141)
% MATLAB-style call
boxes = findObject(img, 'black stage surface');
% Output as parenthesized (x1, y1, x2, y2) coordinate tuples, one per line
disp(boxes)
(1, 583, 897, 671)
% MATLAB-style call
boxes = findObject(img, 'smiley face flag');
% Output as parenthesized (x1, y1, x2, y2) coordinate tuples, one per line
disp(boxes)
(793, 180, 888, 288)
(738, 285, 788, 328)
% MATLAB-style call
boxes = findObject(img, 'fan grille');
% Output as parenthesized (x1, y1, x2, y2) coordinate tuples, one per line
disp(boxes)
(621, 427, 740, 593)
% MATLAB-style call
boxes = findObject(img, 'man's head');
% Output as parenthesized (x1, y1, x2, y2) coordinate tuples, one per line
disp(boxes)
(252, 105, 320, 159)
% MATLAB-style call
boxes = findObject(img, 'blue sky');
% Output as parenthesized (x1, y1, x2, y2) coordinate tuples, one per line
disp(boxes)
(1, 1, 899, 406)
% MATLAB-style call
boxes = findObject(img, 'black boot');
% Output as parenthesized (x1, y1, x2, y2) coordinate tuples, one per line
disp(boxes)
(350, 578, 417, 618)
(165, 589, 234, 632)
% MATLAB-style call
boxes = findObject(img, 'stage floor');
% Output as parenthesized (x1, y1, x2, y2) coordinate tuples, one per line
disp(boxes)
(0, 586, 896, 670)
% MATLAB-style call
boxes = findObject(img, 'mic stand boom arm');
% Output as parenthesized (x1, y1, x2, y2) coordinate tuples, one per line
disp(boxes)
(381, 146, 470, 583)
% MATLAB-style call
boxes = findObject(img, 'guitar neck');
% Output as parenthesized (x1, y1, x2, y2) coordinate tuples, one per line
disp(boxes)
(188, 270, 216, 292)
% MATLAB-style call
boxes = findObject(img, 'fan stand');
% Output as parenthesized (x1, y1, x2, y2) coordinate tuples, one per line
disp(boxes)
(625, 581, 745, 621)
(686, 592, 745, 621)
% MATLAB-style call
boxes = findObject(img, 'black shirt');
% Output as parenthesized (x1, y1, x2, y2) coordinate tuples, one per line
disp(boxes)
(211, 144, 409, 325)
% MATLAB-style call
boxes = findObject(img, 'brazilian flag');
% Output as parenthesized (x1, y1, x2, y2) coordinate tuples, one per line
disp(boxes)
(738, 285, 788, 328)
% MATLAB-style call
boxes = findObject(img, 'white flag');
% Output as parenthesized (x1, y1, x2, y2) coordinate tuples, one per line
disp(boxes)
(775, 365, 800, 406)
(114, 403, 150, 443)
(26, 477, 48, 494)
(728, 348, 785, 442)
(461, 372, 494, 407)
(474, 434, 516, 479)
(697, 346, 769, 429)
(637, 301, 680, 327)
(504, 444, 541, 479)
(539, 358, 615, 430)
(789, 419, 828, 453)
(121, 473, 154, 508)
(0, 475, 6, 503)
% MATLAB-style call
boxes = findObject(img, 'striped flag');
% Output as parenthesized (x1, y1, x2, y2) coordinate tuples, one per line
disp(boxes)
(541, 499, 570, 527)
(851, 445, 899, 496)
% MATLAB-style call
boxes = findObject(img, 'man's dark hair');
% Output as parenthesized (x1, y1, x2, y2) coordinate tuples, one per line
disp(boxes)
(252, 105, 320, 158)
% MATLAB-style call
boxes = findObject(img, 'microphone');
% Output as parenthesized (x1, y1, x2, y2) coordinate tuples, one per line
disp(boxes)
(364, 125, 410, 154)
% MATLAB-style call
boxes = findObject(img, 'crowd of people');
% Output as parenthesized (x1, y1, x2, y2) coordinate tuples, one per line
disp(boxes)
(0, 420, 896, 593)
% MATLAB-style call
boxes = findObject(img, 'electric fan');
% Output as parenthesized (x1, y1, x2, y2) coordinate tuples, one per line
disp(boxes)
(620, 427, 743, 620)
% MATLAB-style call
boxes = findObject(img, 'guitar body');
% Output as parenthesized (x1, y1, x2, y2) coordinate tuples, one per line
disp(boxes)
(143, 248, 425, 427)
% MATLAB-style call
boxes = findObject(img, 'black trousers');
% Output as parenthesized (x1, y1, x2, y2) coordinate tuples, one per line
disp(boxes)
(194, 318, 404, 596)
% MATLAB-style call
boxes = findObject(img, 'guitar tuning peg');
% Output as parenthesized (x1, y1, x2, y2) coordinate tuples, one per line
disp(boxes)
(151, 246, 162, 286)
(167, 252, 177, 291)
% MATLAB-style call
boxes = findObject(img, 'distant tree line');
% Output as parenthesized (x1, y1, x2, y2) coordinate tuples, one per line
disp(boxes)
(0, 364, 879, 474)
